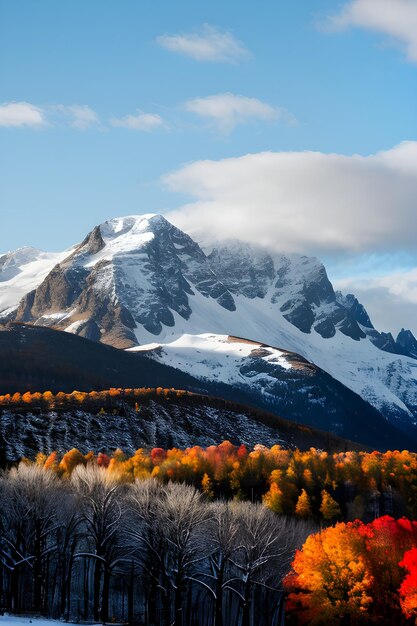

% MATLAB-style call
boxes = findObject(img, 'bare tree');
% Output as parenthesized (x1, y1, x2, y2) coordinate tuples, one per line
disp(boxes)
(126, 478, 170, 625)
(0, 465, 313, 625)
(0, 463, 61, 614)
(71, 464, 127, 622)
(190, 501, 242, 626)
(227, 502, 311, 626)
(158, 482, 211, 626)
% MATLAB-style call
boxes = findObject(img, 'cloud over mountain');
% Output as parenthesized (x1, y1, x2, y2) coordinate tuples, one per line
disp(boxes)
(166, 141, 417, 255)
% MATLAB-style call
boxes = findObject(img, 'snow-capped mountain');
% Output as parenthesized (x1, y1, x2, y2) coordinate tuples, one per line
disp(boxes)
(4, 214, 417, 436)
(0, 246, 69, 317)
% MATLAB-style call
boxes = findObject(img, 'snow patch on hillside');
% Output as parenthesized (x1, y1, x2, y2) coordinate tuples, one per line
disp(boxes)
(130, 333, 292, 386)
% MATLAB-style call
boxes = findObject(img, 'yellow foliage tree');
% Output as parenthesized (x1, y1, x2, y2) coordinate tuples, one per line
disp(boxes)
(319, 489, 341, 521)
(295, 489, 312, 519)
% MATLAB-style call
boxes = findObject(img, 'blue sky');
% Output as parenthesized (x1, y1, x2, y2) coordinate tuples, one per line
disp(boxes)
(1, 0, 417, 333)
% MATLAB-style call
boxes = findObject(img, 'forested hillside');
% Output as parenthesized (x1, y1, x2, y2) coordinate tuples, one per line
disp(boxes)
(0, 386, 368, 463)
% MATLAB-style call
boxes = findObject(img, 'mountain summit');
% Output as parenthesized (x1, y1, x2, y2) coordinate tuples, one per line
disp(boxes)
(13, 214, 236, 347)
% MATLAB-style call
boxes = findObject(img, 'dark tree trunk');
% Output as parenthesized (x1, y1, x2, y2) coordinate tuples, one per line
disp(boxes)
(101, 565, 110, 623)
(33, 519, 43, 613)
(93, 558, 102, 622)
(10, 567, 19, 613)
(83, 558, 90, 620)
(65, 555, 74, 621)
(241, 576, 251, 626)
(214, 562, 225, 626)
(174, 578, 183, 626)
(127, 562, 134, 626)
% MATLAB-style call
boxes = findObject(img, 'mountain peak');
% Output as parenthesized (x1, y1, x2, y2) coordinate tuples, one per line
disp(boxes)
(396, 328, 417, 359)
(100, 213, 166, 239)
(0, 246, 44, 269)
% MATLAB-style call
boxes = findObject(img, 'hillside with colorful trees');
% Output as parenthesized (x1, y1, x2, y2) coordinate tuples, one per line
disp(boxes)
(0, 386, 371, 465)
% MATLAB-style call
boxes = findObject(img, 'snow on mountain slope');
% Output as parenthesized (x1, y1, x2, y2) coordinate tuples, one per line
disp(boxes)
(8, 213, 417, 434)
(130, 334, 292, 385)
(131, 331, 417, 433)
(0, 246, 70, 316)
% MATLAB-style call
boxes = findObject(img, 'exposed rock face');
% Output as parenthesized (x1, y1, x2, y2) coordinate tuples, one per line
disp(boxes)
(397, 328, 417, 359)
(336, 292, 374, 329)
(208, 243, 275, 298)
(14, 215, 236, 347)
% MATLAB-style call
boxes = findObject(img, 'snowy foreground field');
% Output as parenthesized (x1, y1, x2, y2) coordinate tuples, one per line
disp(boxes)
(0, 617, 126, 626)
(0, 617, 78, 626)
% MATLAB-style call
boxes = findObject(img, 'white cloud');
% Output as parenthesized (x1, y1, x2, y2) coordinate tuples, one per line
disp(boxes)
(326, 0, 417, 63)
(165, 141, 417, 254)
(55, 104, 100, 130)
(156, 24, 249, 63)
(183, 93, 295, 133)
(110, 110, 165, 131)
(0, 102, 101, 130)
(334, 268, 417, 335)
(0, 102, 46, 128)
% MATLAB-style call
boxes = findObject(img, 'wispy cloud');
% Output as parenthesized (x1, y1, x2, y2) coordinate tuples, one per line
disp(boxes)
(165, 141, 417, 255)
(156, 24, 250, 63)
(325, 0, 417, 63)
(183, 93, 295, 133)
(0, 102, 100, 130)
(54, 104, 100, 130)
(0, 102, 46, 128)
(110, 110, 165, 131)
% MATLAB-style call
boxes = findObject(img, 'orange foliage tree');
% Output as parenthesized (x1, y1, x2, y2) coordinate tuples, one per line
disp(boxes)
(285, 521, 373, 624)
(285, 516, 417, 625)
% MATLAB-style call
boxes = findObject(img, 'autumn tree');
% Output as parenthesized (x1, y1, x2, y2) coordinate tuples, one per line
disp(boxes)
(285, 521, 373, 624)
(320, 490, 341, 522)
(295, 489, 312, 519)
(357, 516, 417, 623)
(399, 547, 417, 621)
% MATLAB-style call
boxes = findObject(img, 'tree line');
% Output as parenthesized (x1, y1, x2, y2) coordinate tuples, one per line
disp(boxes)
(21, 442, 417, 523)
(0, 463, 312, 626)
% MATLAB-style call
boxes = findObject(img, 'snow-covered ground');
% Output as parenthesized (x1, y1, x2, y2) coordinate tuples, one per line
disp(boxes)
(0, 616, 78, 626)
